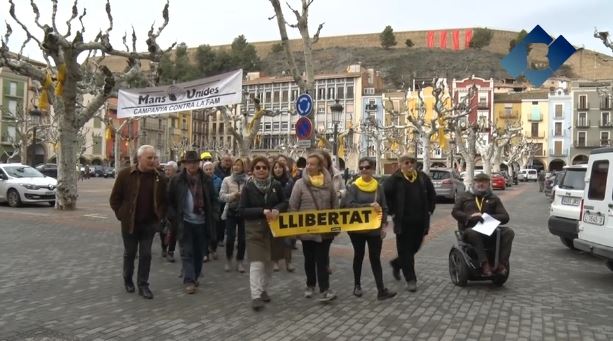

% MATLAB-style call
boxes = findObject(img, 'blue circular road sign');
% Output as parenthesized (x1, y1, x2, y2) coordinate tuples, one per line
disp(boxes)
(296, 94, 313, 116)
(295, 117, 313, 140)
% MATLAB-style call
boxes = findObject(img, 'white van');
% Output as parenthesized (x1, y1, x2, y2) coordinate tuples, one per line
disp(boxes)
(518, 169, 538, 182)
(574, 147, 613, 271)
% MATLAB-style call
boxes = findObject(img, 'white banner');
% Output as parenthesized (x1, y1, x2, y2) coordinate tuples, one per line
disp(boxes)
(117, 69, 243, 118)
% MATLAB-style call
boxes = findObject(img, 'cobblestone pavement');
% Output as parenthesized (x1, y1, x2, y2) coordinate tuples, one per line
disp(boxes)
(1, 179, 612, 340)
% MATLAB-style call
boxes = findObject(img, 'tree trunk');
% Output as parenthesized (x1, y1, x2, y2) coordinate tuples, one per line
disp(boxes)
(56, 115, 79, 210)
(421, 133, 431, 174)
(114, 131, 122, 175)
(492, 146, 502, 173)
(374, 136, 382, 175)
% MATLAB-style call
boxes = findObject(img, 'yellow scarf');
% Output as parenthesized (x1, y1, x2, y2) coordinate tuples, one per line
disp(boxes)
(309, 173, 325, 187)
(402, 170, 418, 183)
(355, 176, 378, 192)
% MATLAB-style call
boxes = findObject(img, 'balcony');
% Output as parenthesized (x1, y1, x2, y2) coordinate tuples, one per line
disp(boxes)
(599, 120, 613, 128)
(575, 119, 590, 128)
(529, 109, 542, 122)
(365, 103, 378, 111)
(574, 140, 590, 148)
(529, 134, 545, 139)
(498, 111, 518, 119)
(574, 139, 604, 148)
(550, 150, 568, 157)
(577, 102, 589, 110)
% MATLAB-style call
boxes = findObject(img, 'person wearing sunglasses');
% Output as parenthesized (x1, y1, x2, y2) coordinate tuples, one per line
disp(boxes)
(342, 157, 396, 300)
(238, 156, 288, 311)
(384, 155, 436, 292)
(289, 153, 339, 302)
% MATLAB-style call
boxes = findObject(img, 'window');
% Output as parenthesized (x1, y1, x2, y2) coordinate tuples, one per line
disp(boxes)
(273, 91, 280, 102)
(291, 90, 298, 102)
(182, 119, 187, 130)
(282, 90, 288, 102)
(477, 111, 489, 128)
(9, 82, 17, 96)
(532, 101, 538, 105)
(478, 95, 487, 107)
(603, 96, 611, 109)
(273, 122, 280, 131)
(577, 131, 586, 146)
(579, 95, 588, 109)
(281, 122, 289, 130)
(364, 88, 375, 95)
(346, 86, 354, 99)
(7, 100, 17, 116)
(602, 112, 611, 126)
(337, 87, 344, 99)
(554, 122, 562, 137)
(264, 122, 271, 131)
(560, 168, 587, 190)
(554, 141, 562, 155)
(588, 160, 608, 200)
(265, 92, 272, 103)
(327, 87, 335, 100)
(601, 131, 610, 146)
(555, 104, 563, 118)
(531, 122, 539, 137)
(578, 112, 587, 126)
(316, 88, 324, 100)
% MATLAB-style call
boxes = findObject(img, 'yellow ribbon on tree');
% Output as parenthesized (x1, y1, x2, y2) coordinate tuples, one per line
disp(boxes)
(248, 108, 265, 132)
(338, 134, 345, 158)
(437, 117, 447, 149)
(38, 71, 53, 111)
(105, 127, 112, 140)
(55, 64, 66, 96)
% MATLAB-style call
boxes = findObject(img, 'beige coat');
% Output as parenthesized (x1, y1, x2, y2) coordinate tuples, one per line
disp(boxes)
(289, 169, 339, 242)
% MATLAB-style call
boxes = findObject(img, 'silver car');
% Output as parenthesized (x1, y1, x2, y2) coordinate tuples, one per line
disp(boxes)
(429, 168, 465, 201)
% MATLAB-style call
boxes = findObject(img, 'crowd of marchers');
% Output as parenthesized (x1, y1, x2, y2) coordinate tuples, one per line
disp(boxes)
(109, 145, 513, 311)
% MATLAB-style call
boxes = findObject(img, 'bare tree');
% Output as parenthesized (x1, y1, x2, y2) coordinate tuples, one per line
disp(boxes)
(594, 28, 613, 53)
(0, 0, 173, 209)
(477, 125, 523, 175)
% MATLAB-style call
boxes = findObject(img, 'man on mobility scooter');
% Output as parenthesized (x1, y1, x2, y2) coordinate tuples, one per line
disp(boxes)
(451, 173, 514, 280)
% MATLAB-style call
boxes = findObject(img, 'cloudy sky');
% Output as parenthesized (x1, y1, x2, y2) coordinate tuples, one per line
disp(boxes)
(1, 0, 611, 61)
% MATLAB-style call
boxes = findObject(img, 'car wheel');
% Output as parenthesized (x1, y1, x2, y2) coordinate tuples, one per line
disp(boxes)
(7, 189, 22, 208)
(606, 260, 613, 272)
(49, 201, 56, 207)
(560, 237, 575, 249)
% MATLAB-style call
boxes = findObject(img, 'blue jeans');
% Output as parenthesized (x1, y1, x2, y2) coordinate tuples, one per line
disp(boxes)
(180, 221, 207, 284)
(225, 214, 245, 260)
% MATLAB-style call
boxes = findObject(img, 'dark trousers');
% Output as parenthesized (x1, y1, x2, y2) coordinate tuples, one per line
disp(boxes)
(391, 225, 426, 282)
(180, 221, 207, 284)
(159, 230, 168, 253)
(122, 224, 155, 287)
(226, 215, 246, 260)
(463, 227, 515, 265)
(166, 227, 177, 253)
(349, 233, 384, 291)
(302, 239, 333, 292)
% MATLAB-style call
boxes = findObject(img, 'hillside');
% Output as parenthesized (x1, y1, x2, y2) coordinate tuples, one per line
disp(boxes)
(261, 46, 528, 88)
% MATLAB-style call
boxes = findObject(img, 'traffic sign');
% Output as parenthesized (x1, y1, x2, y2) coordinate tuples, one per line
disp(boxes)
(297, 140, 312, 148)
(295, 93, 313, 116)
(295, 117, 313, 140)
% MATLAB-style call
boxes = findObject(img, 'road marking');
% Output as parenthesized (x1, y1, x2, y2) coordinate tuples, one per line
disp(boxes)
(83, 213, 108, 219)
(0, 209, 50, 217)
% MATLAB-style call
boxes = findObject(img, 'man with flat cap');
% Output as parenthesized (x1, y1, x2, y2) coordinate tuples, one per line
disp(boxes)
(452, 172, 514, 276)
(384, 155, 436, 292)
(167, 151, 219, 294)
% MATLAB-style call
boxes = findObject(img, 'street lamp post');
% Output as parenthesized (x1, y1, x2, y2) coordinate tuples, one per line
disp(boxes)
(330, 99, 343, 169)
(29, 107, 42, 166)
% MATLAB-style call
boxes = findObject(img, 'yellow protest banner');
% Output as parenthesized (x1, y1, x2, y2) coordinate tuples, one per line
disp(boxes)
(269, 207, 382, 237)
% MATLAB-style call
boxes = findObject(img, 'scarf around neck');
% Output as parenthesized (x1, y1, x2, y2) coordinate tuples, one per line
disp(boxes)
(308, 173, 325, 187)
(253, 176, 272, 193)
(232, 172, 248, 186)
(186, 172, 205, 214)
(402, 169, 418, 183)
(355, 176, 378, 192)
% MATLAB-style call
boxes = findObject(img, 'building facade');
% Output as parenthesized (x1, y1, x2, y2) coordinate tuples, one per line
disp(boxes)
(547, 82, 572, 170)
(520, 92, 549, 170)
(570, 80, 613, 165)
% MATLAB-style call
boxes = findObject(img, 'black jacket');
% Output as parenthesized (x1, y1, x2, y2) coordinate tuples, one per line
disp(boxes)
(167, 170, 220, 240)
(383, 170, 436, 233)
(239, 179, 288, 220)
(452, 190, 509, 230)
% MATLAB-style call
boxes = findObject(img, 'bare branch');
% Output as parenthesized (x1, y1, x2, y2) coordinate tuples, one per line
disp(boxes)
(105, 0, 113, 35)
(131, 27, 137, 52)
(78, 7, 87, 33)
(64, 0, 79, 38)
(286, 1, 300, 20)
(594, 28, 613, 53)
(312, 22, 324, 44)
(8, 0, 44, 48)
(50, 0, 59, 32)
(29, 0, 44, 30)
(121, 32, 129, 52)
(268, 14, 277, 20)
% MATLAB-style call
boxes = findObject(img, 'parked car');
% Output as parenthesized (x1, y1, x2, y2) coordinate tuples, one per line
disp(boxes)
(35, 163, 58, 179)
(544, 171, 563, 199)
(490, 173, 506, 190)
(499, 170, 513, 187)
(518, 169, 538, 182)
(547, 164, 588, 249)
(574, 147, 613, 272)
(0, 163, 57, 207)
(429, 168, 465, 201)
(103, 166, 116, 178)
(91, 165, 105, 177)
